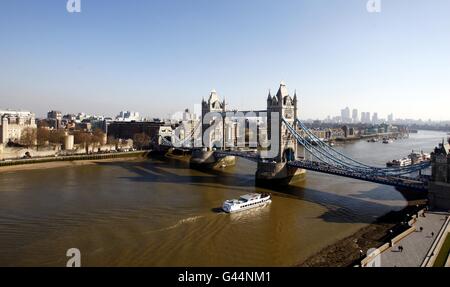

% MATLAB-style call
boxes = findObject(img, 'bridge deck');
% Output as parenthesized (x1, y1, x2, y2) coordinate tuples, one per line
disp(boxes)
(214, 151, 428, 191)
(287, 160, 429, 191)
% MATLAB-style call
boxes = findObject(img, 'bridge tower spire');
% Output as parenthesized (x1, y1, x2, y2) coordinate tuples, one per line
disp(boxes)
(267, 81, 298, 162)
(201, 89, 226, 150)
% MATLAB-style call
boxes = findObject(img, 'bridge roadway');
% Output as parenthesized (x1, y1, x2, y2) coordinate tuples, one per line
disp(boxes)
(213, 150, 429, 191)
(287, 160, 428, 191)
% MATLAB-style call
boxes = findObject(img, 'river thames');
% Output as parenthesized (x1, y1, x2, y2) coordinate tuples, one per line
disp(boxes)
(0, 130, 446, 266)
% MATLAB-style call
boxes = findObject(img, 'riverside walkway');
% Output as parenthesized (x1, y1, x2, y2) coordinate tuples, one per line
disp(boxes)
(380, 212, 450, 267)
(0, 150, 150, 167)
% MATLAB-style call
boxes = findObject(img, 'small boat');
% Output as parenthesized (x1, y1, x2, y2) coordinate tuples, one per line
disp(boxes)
(222, 193, 272, 213)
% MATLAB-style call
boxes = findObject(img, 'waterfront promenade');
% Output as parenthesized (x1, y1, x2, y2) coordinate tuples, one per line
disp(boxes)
(0, 150, 150, 168)
(380, 212, 450, 267)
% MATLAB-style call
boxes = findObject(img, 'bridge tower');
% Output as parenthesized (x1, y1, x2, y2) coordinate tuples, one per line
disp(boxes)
(267, 81, 298, 162)
(428, 140, 450, 210)
(201, 89, 225, 150)
(190, 90, 236, 169)
(256, 82, 305, 186)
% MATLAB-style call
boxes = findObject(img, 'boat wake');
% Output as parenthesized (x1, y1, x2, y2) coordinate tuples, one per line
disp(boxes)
(166, 215, 205, 231)
(144, 215, 205, 233)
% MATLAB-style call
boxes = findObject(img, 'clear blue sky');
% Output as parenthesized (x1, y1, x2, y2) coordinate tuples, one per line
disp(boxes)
(1, 0, 449, 120)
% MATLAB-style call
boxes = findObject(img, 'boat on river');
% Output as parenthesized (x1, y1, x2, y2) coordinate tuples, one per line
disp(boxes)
(386, 150, 431, 167)
(222, 193, 272, 213)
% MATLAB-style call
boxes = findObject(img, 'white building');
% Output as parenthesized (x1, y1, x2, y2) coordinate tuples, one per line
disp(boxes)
(0, 110, 37, 144)
(173, 108, 200, 147)
(341, 107, 351, 123)
(388, 113, 394, 123)
(372, 112, 379, 124)
(182, 108, 197, 121)
(115, 111, 141, 122)
(361, 112, 371, 124)
(352, 108, 359, 123)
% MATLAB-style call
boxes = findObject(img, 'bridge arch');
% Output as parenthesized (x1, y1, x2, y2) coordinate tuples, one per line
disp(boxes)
(283, 148, 296, 162)
(212, 141, 222, 150)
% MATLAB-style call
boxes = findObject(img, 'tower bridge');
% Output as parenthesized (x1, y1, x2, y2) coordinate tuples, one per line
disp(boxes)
(161, 82, 431, 190)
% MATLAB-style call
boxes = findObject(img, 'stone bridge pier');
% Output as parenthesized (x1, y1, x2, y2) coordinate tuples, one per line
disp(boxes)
(189, 148, 236, 169)
(255, 161, 305, 186)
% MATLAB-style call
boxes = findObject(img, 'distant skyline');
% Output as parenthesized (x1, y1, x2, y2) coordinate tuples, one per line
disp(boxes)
(1, 0, 450, 120)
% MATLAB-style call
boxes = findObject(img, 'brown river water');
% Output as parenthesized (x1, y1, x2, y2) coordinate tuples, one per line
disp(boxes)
(0, 130, 446, 266)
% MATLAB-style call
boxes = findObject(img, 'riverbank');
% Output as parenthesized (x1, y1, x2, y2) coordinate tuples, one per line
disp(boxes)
(333, 132, 406, 143)
(0, 151, 150, 173)
(298, 201, 427, 267)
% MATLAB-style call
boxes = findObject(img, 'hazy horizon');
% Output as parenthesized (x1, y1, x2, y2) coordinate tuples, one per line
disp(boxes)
(1, 0, 449, 121)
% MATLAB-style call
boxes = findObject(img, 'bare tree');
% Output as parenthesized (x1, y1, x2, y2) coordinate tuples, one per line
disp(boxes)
(74, 131, 93, 154)
(20, 127, 37, 148)
(133, 133, 150, 150)
(107, 135, 120, 150)
(37, 127, 50, 148)
(48, 130, 65, 145)
(37, 120, 49, 129)
(92, 128, 105, 148)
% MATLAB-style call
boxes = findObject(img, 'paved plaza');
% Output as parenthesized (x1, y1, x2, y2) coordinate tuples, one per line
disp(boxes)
(380, 212, 449, 267)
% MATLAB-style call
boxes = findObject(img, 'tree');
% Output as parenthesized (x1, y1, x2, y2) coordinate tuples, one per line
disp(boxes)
(20, 127, 37, 148)
(133, 133, 150, 150)
(74, 131, 93, 154)
(48, 130, 65, 145)
(92, 128, 105, 146)
(107, 135, 120, 150)
(37, 120, 49, 129)
(37, 127, 50, 147)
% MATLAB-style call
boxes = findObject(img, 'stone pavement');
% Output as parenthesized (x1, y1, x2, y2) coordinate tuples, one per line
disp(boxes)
(380, 212, 449, 267)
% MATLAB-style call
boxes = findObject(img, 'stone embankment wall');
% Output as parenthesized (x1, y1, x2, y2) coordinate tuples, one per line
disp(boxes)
(0, 151, 149, 167)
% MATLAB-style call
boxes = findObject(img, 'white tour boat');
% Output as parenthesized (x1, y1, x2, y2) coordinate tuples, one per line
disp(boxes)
(222, 193, 272, 213)
(386, 150, 431, 167)
(386, 157, 412, 167)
